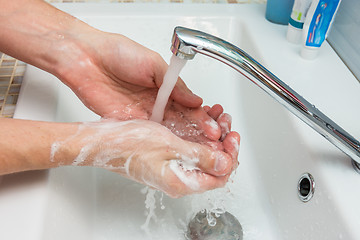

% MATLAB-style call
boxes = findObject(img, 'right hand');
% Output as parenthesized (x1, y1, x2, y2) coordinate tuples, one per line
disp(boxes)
(55, 119, 239, 198)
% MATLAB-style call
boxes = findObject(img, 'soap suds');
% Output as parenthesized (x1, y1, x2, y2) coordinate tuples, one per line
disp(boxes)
(49, 120, 151, 169)
(230, 136, 239, 159)
(124, 153, 135, 177)
(50, 142, 60, 163)
(168, 159, 201, 191)
(161, 162, 167, 177)
(205, 119, 219, 135)
(72, 143, 94, 166)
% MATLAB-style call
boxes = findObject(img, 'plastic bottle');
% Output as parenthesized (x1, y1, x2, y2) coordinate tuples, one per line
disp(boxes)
(265, 0, 295, 25)
(287, 0, 313, 44)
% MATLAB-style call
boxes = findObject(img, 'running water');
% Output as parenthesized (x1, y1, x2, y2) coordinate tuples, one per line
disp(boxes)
(142, 54, 187, 237)
(150, 54, 187, 123)
(144, 54, 235, 236)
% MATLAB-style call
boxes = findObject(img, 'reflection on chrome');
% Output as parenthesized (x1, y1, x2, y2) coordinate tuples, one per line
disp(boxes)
(171, 26, 360, 167)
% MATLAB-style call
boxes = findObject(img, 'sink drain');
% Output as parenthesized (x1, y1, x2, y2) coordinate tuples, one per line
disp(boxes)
(186, 210, 243, 240)
(298, 173, 315, 202)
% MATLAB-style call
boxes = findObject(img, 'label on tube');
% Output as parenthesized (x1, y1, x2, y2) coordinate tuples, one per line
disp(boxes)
(305, 0, 341, 47)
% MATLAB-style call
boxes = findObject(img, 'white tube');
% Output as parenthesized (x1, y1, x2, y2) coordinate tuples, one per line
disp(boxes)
(301, 0, 342, 59)
(287, 0, 313, 44)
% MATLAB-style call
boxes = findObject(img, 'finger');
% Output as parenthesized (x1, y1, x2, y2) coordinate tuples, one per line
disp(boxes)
(193, 143, 233, 177)
(217, 113, 232, 141)
(174, 105, 222, 141)
(171, 77, 203, 108)
(203, 105, 211, 112)
(222, 131, 240, 168)
(207, 104, 223, 120)
(164, 166, 230, 198)
(201, 116, 222, 141)
(200, 105, 225, 140)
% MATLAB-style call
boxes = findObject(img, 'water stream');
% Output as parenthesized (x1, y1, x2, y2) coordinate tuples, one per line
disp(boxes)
(142, 54, 187, 237)
(145, 54, 232, 238)
(150, 54, 187, 123)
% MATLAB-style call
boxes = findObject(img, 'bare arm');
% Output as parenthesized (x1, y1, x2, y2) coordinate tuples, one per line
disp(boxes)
(0, 0, 240, 197)
(0, 0, 203, 118)
(0, 0, 87, 76)
(0, 118, 238, 198)
(0, 118, 76, 174)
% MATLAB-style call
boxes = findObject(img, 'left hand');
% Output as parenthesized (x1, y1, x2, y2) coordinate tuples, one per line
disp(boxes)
(55, 29, 230, 141)
(57, 30, 202, 121)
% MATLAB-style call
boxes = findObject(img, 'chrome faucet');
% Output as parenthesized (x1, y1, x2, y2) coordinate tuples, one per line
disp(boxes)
(170, 26, 360, 169)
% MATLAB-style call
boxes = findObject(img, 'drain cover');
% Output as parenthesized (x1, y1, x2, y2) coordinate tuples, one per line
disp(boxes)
(186, 211, 243, 240)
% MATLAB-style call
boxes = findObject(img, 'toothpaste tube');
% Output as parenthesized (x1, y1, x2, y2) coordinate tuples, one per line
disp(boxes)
(301, 0, 342, 59)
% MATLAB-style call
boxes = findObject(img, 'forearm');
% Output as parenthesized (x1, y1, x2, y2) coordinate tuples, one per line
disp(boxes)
(0, 117, 237, 197)
(0, 118, 78, 175)
(0, 119, 141, 175)
(0, 0, 96, 78)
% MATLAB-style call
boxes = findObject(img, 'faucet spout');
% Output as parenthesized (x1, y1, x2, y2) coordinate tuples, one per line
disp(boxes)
(171, 26, 360, 166)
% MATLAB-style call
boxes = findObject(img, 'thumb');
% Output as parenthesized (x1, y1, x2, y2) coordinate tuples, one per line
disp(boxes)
(171, 77, 203, 108)
(179, 142, 234, 177)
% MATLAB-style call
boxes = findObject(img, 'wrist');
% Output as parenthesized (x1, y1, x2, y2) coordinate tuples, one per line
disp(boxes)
(28, 121, 80, 171)
(0, 119, 80, 174)
(47, 122, 88, 169)
(50, 26, 103, 92)
(42, 17, 100, 84)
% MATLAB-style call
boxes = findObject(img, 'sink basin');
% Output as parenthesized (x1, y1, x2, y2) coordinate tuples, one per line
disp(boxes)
(2, 3, 360, 240)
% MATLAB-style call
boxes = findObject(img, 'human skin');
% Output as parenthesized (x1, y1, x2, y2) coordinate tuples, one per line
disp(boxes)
(0, 0, 228, 141)
(0, 115, 239, 198)
(0, 0, 240, 197)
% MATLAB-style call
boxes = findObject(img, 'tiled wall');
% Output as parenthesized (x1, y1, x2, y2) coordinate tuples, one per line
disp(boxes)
(328, 0, 360, 82)
(0, 54, 26, 118)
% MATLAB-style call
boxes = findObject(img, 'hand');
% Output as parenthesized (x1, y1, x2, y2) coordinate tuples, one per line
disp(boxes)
(0, 0, 241, 197)
(57, 30, 202, 120)
(0, 116, 238, 198)
(0, 0, 213, 138)
(52, 119, 239, 198)
(54, 29, 241, 173)
(56, 29, 233, 141)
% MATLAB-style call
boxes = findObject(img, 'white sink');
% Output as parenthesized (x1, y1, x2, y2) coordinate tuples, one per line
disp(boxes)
(2, 3, 360, 240)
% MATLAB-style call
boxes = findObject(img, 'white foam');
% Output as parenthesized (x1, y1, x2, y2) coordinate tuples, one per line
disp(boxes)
(230, 136, 239, 158)
(161, 162, 167, 177)
(168, 160, 200, 191)
(124, 153, 134, 177)
(205, 119, 219, 134)
(49, 142, 60, 163)
(72, 143, 94, 166)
